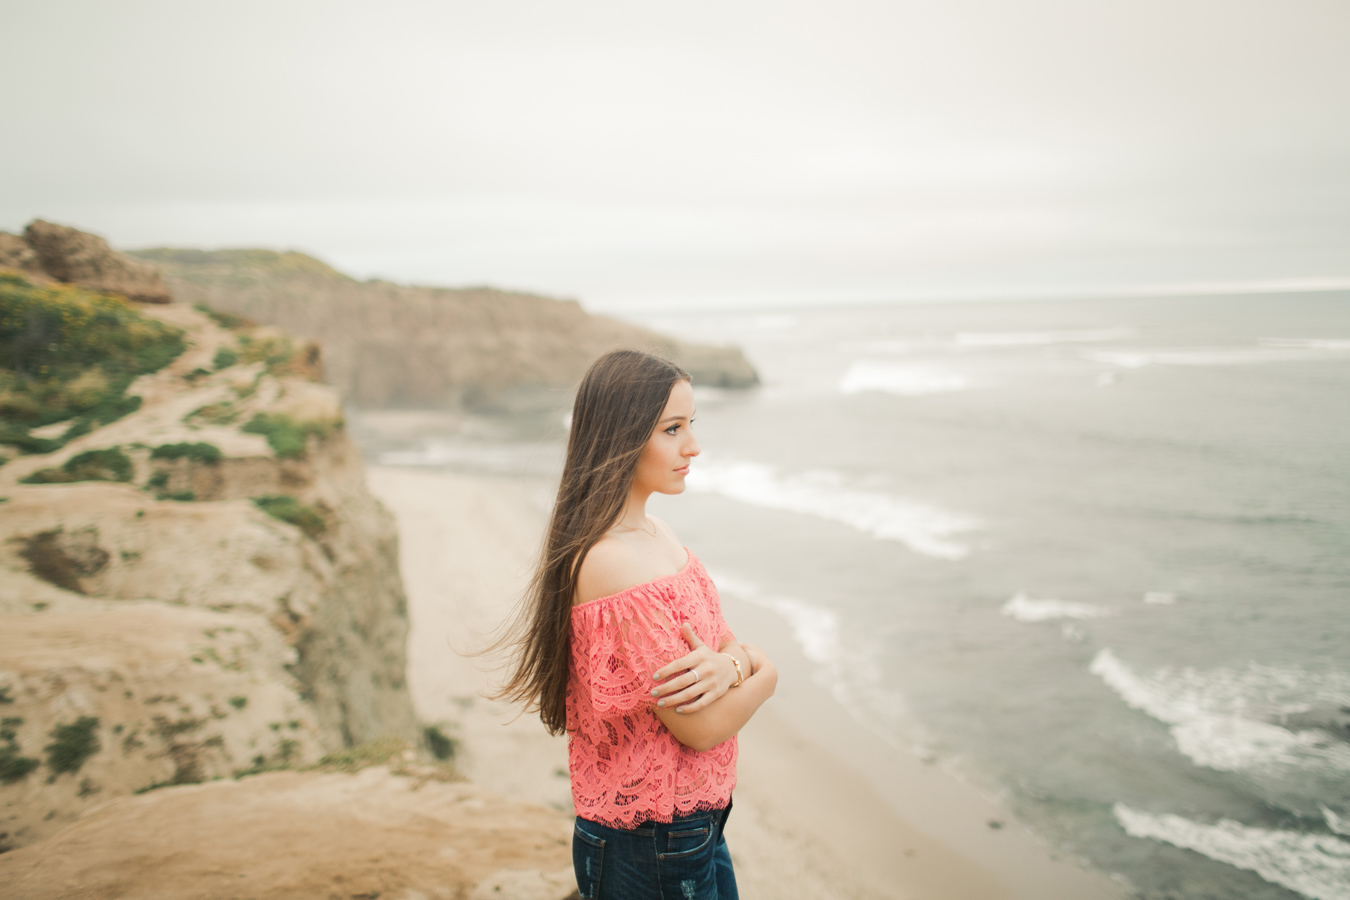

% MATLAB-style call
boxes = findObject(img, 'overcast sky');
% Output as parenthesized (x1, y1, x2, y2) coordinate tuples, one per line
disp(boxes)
(3, 0, 1348, 311)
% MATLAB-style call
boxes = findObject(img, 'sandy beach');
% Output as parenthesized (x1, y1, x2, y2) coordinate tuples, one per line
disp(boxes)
(367, 465, 1127, 900)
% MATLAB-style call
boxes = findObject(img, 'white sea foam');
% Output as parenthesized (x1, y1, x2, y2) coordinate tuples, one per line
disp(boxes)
(1323, 806, 1350, 838)
(1114, 804, 1350, 900)
(686, 459, 979, 560)
(1261, 338, 1350, 351)
(838, 361, 968, 396)
(1001, 592, 1111, 622)
(1083, 346, 1334, 368)
(848, 328, 1134, 354)
(709, 571, 908, 749)
(1143, 591, 1178, 605)
(953, 327, 1135, 347)
(1090, 649, 1350, 773)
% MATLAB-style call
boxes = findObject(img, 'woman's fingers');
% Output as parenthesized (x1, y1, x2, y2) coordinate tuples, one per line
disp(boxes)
(651, 666, 702, 699)
(652, 627, 712, 682)
(653, 649, 703, 683)
(668, 688, 720, 714)
(655, 678, 724, 711)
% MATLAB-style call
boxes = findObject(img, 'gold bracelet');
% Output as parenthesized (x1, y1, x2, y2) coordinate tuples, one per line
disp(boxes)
(723, 653, 744, 688)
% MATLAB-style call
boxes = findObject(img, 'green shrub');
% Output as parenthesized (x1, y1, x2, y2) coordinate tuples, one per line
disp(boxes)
(242, 413, 331, 459)
(424, 725, 456, 761)
(252, 495, 326, 539)
(0, 276, 183, 453)
(146, 471, 168, 489)
(22, 447, 133, 484)
(185, 401, 238, 426)
(0, 745, 40, 783)
(45, 716, 100, 775)
(0, 425, 62, 454)
(151, 442, 222, 464)
(309, 737, 408, 774)
(232, 738, 300, 779)
(163, 491, 195, 502)
(228, 696, 247, 710)
(212, 347, 238, 369)
(193, 303, 253, 331)
(0, 713, 39, 784)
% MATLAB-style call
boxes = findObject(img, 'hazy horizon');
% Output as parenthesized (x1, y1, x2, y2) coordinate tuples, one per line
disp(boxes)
(4, 0, 1348, 312)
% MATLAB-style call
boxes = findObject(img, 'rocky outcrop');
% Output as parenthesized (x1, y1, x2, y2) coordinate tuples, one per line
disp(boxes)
(0, 221, 171, 303)
(0, 299, 419, 851)
(0, 233, 44, 279)
(132, 248, 759, 410)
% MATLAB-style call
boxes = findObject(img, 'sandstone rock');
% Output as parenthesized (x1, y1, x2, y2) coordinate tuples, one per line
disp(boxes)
(23, 220, 171, 303)
(132, 248, 759, 410)
(0, 601, 325, 849)
(0, 768, 578, 900)
(0, 232, 44, 278)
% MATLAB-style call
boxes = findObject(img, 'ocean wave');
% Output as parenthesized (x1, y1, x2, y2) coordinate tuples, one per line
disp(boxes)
(1001, 592, 1111, 622)
(1261, 338, 1350, 351)
(838, 361, 968, 396)
(1143, 591, 1178, 605)
(709, 571, 908, 750)
(685, 459, 979, 560)
(1090, 649, 1350, 773)
(847, 328, 1133, 354)
(1114, 804, 1350, 900)
(953, 327, 1135, 347)
(1083, 346, 1335, 368)
(1323, 806, 1350, 838)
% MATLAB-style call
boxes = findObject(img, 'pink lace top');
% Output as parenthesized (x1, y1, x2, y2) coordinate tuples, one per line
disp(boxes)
(567, 549, 738, 828)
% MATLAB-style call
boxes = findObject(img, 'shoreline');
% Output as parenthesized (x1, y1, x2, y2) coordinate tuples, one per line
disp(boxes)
(367, 464, 1126, 899)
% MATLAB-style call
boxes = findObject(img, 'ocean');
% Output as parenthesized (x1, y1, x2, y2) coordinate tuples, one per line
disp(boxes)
(353, 292, 1350, 900)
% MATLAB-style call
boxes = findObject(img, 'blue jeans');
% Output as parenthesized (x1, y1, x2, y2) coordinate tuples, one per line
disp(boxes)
(572, 801, 738, 900)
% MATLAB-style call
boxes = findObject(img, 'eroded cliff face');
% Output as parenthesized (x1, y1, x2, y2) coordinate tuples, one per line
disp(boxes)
(130, 247, 760, 410)
(0, 300, 418, 851)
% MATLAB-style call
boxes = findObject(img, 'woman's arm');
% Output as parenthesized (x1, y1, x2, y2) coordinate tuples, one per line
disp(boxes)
(654, 639, 777, 752)
(650, 624, 752, 714)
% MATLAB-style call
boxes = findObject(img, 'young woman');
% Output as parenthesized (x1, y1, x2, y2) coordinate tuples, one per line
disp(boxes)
(493, 349, 777, 900)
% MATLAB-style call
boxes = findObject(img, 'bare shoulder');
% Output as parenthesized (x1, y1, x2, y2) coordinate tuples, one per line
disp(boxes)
(574, 536, 656, 606)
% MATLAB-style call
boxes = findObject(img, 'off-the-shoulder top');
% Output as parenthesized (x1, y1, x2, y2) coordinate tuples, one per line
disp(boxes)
(567, 549, 738, 828)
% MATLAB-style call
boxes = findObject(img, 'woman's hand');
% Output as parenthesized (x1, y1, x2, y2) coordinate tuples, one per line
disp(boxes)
(651, 623, 738, 713)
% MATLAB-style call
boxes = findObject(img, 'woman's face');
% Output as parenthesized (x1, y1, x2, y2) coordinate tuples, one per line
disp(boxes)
(634, 379, 700, 495)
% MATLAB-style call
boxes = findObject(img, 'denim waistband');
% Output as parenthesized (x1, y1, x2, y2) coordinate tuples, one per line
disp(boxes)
(577, 798, 732, 836)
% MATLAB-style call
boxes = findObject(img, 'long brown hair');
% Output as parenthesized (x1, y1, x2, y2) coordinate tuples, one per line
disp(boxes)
(491, 349, 690, 734)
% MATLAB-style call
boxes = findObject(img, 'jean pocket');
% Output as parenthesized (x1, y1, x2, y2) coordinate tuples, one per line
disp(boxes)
(659, 823, 713, 860)
(573, 823, 606, 899)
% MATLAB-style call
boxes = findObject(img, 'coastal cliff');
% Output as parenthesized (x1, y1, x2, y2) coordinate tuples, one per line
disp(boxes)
(0, 277, 420, 848)
(129, 247, 759, 410)
(0, 227, 579, 899)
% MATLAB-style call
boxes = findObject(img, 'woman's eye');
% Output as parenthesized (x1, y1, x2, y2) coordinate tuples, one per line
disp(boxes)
(665, 424, 680, 435)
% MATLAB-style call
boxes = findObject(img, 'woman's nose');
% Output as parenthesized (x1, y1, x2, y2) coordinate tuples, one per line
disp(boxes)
(685, 432, 701, 458)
